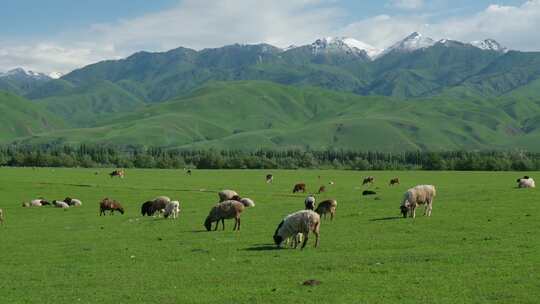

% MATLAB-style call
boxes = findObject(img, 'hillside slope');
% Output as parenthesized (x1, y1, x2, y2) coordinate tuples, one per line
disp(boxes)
(14, 81, 540, 151)
(0, 91, 64, 142)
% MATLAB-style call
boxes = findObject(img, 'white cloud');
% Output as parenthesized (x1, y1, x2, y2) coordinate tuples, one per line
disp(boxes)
(340, 0, 540, 51)
(0, 0, 341, 74)
(1, 0, 540, 74)
(389, 0, 424, 10)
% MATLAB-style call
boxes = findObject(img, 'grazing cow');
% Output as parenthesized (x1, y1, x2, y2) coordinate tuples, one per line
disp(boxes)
(109, 169, 125, 179)
(293, 183, 306, 193)
(389, 177, 400, 186)
(317, 185, 326, 194)
(362, 176, 375, 185)
(99, 198, 125, 216)
(266, 174, 274, 184)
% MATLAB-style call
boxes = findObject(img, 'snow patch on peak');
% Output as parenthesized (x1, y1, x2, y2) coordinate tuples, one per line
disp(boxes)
(309, 37, 382, 59)
(48, 71, 63, 79)
(379, 32, 435, 57)
(0, 67, 51, 80)
(470, 39, 508, 53)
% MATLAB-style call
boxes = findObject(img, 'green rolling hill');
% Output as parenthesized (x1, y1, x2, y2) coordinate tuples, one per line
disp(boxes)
(12, 81, 540, 151)
(0, 91, 64, 142)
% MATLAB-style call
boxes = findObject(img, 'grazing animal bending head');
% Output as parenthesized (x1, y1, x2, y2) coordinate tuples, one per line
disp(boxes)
(292, 183, 306, 193)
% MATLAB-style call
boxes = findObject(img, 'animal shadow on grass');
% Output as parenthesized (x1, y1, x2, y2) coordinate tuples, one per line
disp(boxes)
(244, 244, 281, 251)
(369, 216, 402, 222)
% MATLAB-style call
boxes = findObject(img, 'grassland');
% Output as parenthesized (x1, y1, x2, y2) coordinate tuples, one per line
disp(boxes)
(0, 168, 539, 303)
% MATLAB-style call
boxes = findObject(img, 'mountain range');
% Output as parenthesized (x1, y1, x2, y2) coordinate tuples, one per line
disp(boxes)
(1, 32, 540, 151)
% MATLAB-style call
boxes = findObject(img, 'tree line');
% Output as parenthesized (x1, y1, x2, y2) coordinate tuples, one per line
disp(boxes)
(0, 145, 539, 171)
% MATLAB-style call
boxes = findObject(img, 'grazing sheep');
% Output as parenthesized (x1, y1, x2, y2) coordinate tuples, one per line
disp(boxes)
(293, 183, 306, 193)
(218, 190, 239, 202)
(99, 198, 125, 216)
(315, 199, 338, 220)
(186, 169, 192, 175)
(239, 198, 255, 208)
(109, 169, 125, 178)
(70, 199, 82, 207)
(517, 176, 535, 188)
(363, 176, 375, 185)
(151, 196, 171, 217)
(362, 190, 377, 196)
(53, 200, 69, 209)
(164, 201, 180, 219)
(30, 199, 44, 207)
(63, 197, 82, 207)
(266, 174, 273, 183)
(273, 210, 320, 249)
(317, 185, 326, 194)
(0, 208, 4, 225)
(304, 195, 316, 210)
(389, 177, 400, 186)
(204, 200, 245, 231)
(400, 185, 437, 219)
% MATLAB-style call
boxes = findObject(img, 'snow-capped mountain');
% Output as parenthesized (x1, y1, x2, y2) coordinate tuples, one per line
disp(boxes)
(48, 71, 63, 79)
(379, 32, 436, 57)
(306, 37, 382, 59)
(0, 68, 52, 80)
(470, 39, 508, 53)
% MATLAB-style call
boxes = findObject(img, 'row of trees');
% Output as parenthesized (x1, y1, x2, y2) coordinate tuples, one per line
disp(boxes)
(0, 145, 539, 171)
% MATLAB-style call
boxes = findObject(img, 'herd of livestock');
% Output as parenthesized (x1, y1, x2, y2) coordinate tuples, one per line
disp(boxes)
(1, 171, 536, 249)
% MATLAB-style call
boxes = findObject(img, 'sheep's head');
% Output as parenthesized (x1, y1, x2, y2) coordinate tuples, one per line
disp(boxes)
(273, 235, 283, 247)
(204, 217, 212, 231)
(517, 178, 522, 183)
(400, 205, 408, 218)
(273, 220, 285, 247)
(231, 195, 242, 201)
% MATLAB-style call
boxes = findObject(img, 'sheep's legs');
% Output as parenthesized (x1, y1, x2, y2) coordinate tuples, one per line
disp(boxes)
(314, 231, 319, 248)
(301, 235, 309, 249)
(214, 221, 219, 231)
(221, 219, 225, 230)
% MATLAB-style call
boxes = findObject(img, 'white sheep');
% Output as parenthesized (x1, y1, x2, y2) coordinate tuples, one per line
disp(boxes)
(164, 201, 180, 219)
(273, 210, 320, 249)
(400, 185, 437, 218)
(517, 176, 535, 188)
(30, 199, 43, 207)
(218, 190, 239, 202)
(53, 201, 70, 209)
(239, 198, 255, 208)
(70, 199, 82, 207)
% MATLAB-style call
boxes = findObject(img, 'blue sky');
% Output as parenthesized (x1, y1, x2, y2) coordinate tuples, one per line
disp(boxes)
(0, 0, 538, 73)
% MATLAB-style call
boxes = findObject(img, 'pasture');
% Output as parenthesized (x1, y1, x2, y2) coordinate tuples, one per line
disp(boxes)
(0, 168, 539, 303)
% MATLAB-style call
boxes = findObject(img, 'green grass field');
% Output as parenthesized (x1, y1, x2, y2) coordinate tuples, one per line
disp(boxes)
(0, 168, 539, 303)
